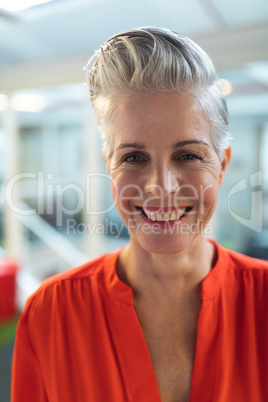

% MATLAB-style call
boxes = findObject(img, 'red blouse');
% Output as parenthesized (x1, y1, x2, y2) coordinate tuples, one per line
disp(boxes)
(11, 240, 268, 401)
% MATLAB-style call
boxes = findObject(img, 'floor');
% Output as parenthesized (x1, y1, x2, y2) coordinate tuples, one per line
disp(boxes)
(0, 315, 19, 402)
(0, 341, 14, 402)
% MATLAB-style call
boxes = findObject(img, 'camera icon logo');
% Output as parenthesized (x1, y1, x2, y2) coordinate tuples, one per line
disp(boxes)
(228, 171, 262, 232)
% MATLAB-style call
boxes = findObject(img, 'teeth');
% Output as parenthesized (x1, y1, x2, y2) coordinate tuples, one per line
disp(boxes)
(156, 213, 162, 221)
(163, 213, 169, 221)
(177, 210, 183, 219)
(144, 208, 188, 222)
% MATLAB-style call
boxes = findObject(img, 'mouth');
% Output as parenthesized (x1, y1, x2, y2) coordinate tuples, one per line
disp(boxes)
(136, 206, 193, 222)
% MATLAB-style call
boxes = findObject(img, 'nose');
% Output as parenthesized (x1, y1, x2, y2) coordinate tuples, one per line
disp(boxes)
(144, 165, 179, 198)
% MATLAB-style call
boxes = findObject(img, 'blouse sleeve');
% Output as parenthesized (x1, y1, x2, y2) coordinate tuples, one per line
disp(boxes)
(11, 318, 48, 402)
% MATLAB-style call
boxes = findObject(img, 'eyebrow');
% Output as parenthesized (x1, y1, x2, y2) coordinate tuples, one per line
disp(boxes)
(173, 140, 210, 148)
(115, 140, 210, 151)
(115, 143, 146, 151)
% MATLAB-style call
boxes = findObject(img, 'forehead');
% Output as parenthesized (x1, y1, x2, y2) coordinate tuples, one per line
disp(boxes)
(109, 92, 212, 145)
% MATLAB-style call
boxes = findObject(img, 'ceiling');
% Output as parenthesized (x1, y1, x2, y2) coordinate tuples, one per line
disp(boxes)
(0, 0, 268, 115)
(0, 0, 267, 65)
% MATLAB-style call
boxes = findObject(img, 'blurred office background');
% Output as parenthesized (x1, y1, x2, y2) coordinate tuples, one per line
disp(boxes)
(0, 0, 268, 400)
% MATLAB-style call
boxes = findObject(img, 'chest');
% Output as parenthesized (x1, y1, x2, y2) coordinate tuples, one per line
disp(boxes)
(134, 301, 200, 402)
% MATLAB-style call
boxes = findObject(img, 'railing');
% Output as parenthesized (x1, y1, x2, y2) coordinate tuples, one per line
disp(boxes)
(17, 201, 88, 267)
(0, 245, 6, 257)
(2, 200, 89, 310)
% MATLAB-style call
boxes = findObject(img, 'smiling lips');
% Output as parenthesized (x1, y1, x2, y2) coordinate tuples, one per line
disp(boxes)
(136, 206, 193, 222)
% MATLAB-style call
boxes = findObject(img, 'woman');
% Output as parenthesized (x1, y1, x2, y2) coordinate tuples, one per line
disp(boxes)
(12, 27, 268, 402)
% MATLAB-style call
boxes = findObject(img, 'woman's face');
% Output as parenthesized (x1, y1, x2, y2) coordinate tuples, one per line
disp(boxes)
(107, 92, 229, 255)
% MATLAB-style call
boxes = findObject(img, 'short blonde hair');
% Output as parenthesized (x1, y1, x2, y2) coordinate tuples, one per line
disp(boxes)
(85, 26, 231, 159)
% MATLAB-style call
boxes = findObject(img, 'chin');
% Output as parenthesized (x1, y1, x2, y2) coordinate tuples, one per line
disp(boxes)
(134, 233, 197, 256)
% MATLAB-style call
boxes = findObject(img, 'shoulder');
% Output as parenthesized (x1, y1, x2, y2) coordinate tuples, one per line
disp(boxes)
(203, 240, 268, 300)
(215, 242, 268, 296)
(22, 250, 120, 320)
(218, 243, 268, 272)
(40, 253, 107, 287)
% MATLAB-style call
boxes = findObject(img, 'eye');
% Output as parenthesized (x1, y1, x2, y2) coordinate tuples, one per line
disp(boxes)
(123, 153, 146, 163)
(178, 153, 202, 161)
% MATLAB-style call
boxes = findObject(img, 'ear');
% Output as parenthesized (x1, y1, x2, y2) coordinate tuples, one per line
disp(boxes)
(102, 149, 107, 164)
(219, 146, 231, 186)
(102, 149, 111, 172)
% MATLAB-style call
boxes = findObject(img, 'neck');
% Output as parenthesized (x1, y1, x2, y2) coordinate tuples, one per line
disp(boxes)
(117, 236, 216, 299)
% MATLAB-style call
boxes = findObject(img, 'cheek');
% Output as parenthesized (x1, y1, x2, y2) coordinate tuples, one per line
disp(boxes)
(111, 173, 142, 207)
(184, 171, 219, 206)
(201, 185, 218, 206)
(197, 174, 219, 208)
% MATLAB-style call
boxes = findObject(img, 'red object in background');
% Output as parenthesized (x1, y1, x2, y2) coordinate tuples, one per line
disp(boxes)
(0, 259, 18, 320)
